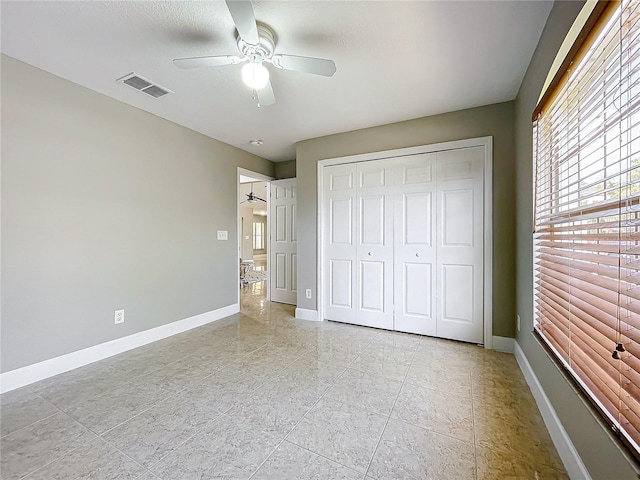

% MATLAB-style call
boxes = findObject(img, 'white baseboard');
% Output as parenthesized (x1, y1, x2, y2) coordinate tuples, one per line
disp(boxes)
(492, 335, 515, 353)
(0, 303, 239, 394)
(514, 342, 590, 480)
(295, 308, 320, 321)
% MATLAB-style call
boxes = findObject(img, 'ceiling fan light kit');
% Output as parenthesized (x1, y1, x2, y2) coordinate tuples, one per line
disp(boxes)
(241, 57, 269, 90)
(173, 0, 336, 106)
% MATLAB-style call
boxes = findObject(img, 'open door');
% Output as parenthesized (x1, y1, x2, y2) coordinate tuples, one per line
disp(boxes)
(269, 178, 297, 305)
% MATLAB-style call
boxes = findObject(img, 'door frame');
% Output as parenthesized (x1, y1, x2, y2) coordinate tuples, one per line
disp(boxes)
(316, 136, 494, 348)
(237, 167, 274, 306)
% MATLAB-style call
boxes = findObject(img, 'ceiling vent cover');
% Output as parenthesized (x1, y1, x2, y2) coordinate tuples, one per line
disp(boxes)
(117, 73, 173, 99)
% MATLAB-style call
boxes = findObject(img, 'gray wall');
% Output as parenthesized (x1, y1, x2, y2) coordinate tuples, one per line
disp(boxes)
(274, 160, 296, 179)
(514, 2, 637, 478)
(239, 206, 254, 262)
(1, 55, 274, 372)
(296, 102, 516, 337)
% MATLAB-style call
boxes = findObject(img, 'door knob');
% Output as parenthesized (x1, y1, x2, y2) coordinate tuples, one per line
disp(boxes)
(368, 252, 373, 256)
(416, 252, 420, 257)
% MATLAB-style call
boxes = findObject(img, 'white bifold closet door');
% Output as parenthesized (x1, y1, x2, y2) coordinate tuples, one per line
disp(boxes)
(393, 153, 437, 336)
(436, 148, 484, 343)
(322, 158, 398, 330)
(323, 164, 358, 324)
(356, 160, 394, 329)
(322, 146, 484, 344)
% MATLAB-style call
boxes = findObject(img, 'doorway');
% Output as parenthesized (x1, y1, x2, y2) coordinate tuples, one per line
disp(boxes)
(238, 169, 271, 313)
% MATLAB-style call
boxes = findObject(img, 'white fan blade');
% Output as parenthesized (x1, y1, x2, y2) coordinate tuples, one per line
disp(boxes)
(271, 54, 336, 77)
(256, 79, 275, 106)
(173, 55, 242, 69)
(225, 0, 259, 45)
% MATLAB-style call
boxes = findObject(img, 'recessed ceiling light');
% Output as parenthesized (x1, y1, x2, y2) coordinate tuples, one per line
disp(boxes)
(249, 139, 264, 146)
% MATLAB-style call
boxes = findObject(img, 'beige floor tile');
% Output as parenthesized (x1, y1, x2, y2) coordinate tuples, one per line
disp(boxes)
(272, 360, 347, 403)
(325, 368, 403, 415)
(149, 414, 279, 479)
(286, 398, 387, 473)
(476, 445, 568, 480)
(350, 354, 411, 381)
(436, 338, 486, 359)
(474, 407, 562, 469)
(101, 393, 224, 468)
(405, 360, 473, 397)
(356, 344, 416, 366)
(135, 472, 162, 480)
(391, 382, 475, 443)
(252, 440, 364, 480)
(134, 356, 217, 393)
(0, 388, 58, 438)
(25, 437, 145, 480)
(226, 381, 317, 438)
(369, 331, 423, 350)
(182, 364, 265, 413)
(0, 412, 96, 479)
(368, 418, 476, 480)
(43, 380, 170, 435)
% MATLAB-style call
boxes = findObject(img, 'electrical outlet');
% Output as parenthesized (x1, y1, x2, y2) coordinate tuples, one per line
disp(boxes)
(305, 289, 312, 299)
(517, 314, 521, 332)
(115, 309, 125, 324)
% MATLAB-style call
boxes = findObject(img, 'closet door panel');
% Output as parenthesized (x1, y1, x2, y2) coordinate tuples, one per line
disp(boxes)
(356, 159, 394, 329)
(323, 164, 358, 323)
(394, 153, 437, 335)
(436, 147, 484, 343)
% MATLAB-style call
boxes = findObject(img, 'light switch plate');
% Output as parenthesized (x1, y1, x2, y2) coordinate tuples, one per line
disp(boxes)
(217, 230, 228, 241)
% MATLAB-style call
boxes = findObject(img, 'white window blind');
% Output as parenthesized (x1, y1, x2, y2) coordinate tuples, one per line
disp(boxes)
(533, 0, 640, 456)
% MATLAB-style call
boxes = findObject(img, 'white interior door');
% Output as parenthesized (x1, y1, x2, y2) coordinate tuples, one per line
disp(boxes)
(323, 164, 358, 324)
(435, 147, 484, 343)
(356, 159, 394, 329)
(270, 179, 297, 305)
(393, 153, 437, 335)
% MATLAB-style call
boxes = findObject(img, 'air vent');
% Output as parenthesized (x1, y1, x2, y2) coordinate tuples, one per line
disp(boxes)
(117, 73, 173, 99)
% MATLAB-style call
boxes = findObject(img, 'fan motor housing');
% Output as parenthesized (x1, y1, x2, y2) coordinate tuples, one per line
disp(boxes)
(236, 22, 276, 60)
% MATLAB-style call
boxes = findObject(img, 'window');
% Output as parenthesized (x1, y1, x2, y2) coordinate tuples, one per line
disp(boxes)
(533, 0, 640, 457)
(253, 221, 264, 250)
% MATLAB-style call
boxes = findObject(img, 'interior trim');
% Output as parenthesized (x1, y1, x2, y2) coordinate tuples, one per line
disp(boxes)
(532, 0, 615, 120)
(492, 336, 515, 353)
(295, 308, 320, 321)
(0, 303, 240, 394)
(515, 341, 591, 480)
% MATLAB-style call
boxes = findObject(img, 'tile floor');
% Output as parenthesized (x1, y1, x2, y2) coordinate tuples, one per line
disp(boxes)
(0, 280, 568, 479)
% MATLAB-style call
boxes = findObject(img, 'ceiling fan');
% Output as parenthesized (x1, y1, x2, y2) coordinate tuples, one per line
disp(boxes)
(241, 183, 266, 204)
(173, 0, 336, 107)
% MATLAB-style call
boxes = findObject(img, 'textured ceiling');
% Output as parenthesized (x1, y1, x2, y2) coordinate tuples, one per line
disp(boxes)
(0, 1, 552, 161)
